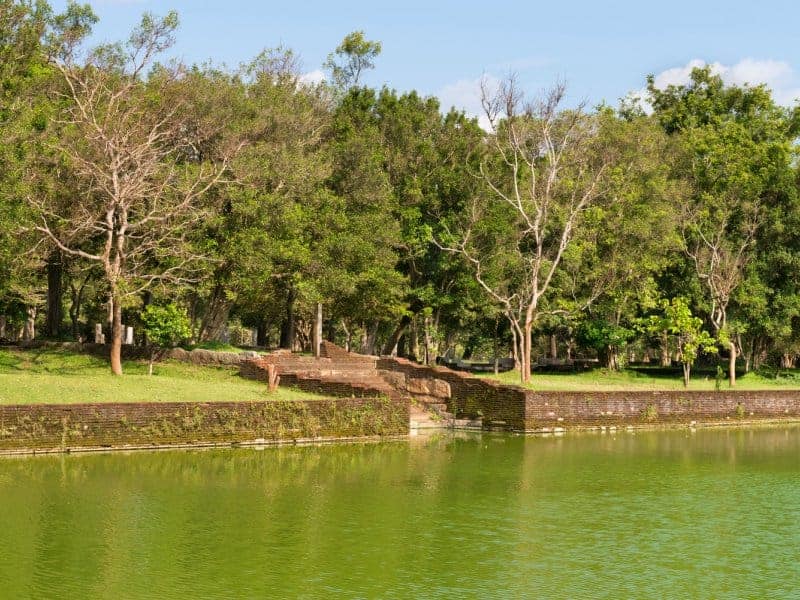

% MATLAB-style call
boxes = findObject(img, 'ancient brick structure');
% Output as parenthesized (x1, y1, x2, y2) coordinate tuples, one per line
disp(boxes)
(245, 344, 800, 432)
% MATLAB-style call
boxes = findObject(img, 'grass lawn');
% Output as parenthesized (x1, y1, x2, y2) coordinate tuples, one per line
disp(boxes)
(483, 367, 800, 392)
(0, 347, 322, 405)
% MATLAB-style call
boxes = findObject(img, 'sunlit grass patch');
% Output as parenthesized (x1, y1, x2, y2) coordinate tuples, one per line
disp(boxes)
(0, 347, 323, 405)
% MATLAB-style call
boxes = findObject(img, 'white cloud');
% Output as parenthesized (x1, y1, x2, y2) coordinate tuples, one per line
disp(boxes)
(437, 74, 500, 130)
(641, 58, 800, 108)
(299, 69, 326, 86)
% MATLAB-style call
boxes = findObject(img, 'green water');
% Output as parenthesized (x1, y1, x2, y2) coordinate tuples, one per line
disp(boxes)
(1, 427, 799, 599)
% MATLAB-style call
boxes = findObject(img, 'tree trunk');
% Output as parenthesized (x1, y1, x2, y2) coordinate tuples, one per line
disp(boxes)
(510, 323, 519, 370)
(521, 320, 532, 384)
(423, 316, 433, 365)
(599, 346, 620, 370)
(752, 337, 767, 370)
(110, 293, 123, 375)
(341, 320, 352, 352)
(324, 319, 336, 343)
(549, 334, 558, 359)
(360, 320, 379, 355)
(382, 315, 412, 356)
(610, 348, 620, 371)
(22, 307, 36, 341)
(736, 335, 749, 373)
(397, 334, 408, 358)
(660, 332, 671, 367)
(729, 340, 736, 387)
(0, 315, 5, 339)
(256, 320, 268, 348)
(462, 339, 474, 360)
(312, 302, 322, 358)
(199, 284, 232, 342)
(107, 292, 114, 339)
(683, 363, 690, 388)
(279, 288, 296, 350)
(69, 292, 81, 340)
(69, 271, 92, 341)
(45, 251, 63, 338)
(409, 318, 419, 362)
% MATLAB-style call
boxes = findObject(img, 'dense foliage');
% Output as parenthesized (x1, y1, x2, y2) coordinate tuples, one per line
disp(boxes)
(2, 2, 800, 385)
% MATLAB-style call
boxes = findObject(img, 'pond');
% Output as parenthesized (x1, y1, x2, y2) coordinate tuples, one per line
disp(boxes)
(1, 427, 799, 598)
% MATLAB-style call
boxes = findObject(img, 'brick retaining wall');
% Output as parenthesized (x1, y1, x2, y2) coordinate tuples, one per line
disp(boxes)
(524, 390, 800, 430)
(376, 357, 800, 430)
(0, 398, 408, 454)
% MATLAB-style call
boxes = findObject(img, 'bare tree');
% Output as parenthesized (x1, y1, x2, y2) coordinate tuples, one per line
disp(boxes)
(437, 77, 614, 383)
(683, 196, 761, 387)
(28, 12, 239, 374)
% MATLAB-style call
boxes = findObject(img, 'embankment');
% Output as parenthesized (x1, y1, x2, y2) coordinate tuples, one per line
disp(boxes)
(0, 397, 408, 455)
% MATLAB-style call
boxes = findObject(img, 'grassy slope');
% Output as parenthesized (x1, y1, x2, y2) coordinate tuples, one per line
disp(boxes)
(483, 368, 800, 392)
(0, 347, 322, 405)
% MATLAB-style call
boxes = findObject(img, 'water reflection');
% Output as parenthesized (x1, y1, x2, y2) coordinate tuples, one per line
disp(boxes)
(1, 427, 799, 598)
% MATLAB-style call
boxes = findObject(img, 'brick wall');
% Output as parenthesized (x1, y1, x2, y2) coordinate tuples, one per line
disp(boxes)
(524, 390, 800, 430)
(377, 357, 800, 431)
(0, 398, 409, 453)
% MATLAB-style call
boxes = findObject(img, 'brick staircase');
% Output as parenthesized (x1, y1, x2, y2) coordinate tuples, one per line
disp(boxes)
(241, 341, 455, 429)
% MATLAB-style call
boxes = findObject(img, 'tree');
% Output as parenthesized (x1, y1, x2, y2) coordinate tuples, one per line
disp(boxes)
(438, 78, 616, 383)
(0, 1, 96, 339)
(648, 67, 798, 386)
(643, 297, 717, 387)
(576, 318, 634, 370)
(140, 303, 191, 375)
(28, 11, 239, 374)
(324, 30, 381, 89)
(554, 109, 682, 367)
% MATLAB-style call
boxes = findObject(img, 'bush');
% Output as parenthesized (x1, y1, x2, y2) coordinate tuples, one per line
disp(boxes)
(140, 304, 192, 374)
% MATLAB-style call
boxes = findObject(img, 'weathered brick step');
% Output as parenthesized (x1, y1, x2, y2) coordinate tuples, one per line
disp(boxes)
(271, 361, 376, 371)
(293, 370, 381, 380)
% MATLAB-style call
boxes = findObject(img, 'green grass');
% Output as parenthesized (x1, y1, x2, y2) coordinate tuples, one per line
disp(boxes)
(0, 347, 323, 405)
(482, 367, 800, 391)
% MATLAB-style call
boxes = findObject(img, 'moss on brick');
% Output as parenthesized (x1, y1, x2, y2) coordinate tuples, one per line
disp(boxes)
(0, 397, 409, 453)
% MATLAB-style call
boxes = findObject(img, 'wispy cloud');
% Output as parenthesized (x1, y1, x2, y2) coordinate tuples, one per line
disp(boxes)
(299, 69, 325, 86)
(631, 58, 800, 109)
(437, 74, 500, 130)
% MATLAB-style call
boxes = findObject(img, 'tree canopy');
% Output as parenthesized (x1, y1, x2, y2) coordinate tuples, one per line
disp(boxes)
(3, 7, 800, 385)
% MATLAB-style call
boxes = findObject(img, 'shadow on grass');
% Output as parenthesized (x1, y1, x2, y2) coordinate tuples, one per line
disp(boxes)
(0, 347, 111, 376)
(0, 350, 26, 371)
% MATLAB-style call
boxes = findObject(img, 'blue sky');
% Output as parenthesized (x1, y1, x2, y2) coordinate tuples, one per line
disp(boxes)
(50, 0, 800, 120)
